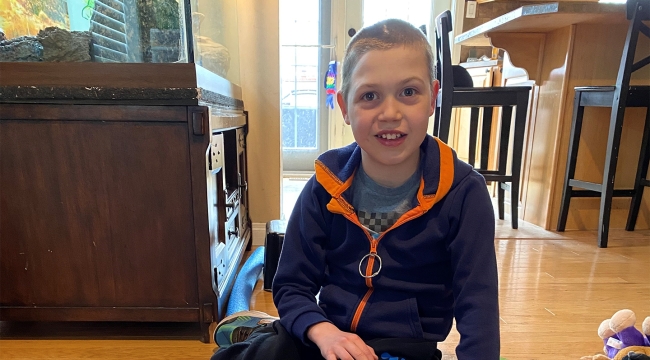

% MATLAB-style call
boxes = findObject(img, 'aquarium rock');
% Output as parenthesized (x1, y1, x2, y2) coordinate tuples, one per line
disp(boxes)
(0, 36, 44, 61)
(37, 27, 92, 62)
(150, 29, 180, 62)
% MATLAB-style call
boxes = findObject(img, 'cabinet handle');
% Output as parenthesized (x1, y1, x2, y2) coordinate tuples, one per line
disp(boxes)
(228, 229, 239, 237)
(192, 111, 205, 135)
(215, 200, 234, 208)
(238, 180, 247, 191)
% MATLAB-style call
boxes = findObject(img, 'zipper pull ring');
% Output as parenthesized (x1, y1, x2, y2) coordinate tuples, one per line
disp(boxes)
(358, 252, 382, 278)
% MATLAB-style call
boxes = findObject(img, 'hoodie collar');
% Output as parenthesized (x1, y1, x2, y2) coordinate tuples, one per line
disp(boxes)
(314, 136, 455, 214)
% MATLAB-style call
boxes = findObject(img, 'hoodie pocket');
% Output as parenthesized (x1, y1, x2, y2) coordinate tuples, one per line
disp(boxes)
(318, 285, 360, 331)
(358, 293, 424, 339)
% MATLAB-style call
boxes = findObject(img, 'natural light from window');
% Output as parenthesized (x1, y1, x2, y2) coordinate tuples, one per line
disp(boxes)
(279, 0, 320, 152)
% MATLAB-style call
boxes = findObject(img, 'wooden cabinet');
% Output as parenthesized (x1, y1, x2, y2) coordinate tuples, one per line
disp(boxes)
(0, 69, 250, 342)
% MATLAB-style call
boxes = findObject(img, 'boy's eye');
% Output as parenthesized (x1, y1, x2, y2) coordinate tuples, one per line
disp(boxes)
(362, 92, 376, 101)
(402, 88, 417, 96)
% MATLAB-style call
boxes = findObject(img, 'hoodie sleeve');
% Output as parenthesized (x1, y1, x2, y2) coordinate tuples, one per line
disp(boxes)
(447, 172, 500, 360)
(272, 177, 331, 343)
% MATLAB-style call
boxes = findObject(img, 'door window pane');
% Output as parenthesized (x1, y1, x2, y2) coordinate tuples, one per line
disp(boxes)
(280, 0, 319, 151)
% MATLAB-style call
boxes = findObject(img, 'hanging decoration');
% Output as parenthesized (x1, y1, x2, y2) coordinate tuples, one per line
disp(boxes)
(324, 60, 337, 109)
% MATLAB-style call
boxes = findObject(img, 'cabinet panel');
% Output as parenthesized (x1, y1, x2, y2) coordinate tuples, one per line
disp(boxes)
(0, 118, 198, 308)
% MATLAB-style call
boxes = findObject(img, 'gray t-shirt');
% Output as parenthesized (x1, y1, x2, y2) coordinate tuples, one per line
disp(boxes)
(350, 165, 421, 237)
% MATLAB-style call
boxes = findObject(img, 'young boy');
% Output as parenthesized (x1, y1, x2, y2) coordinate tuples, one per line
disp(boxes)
(211, 19, 499, 360)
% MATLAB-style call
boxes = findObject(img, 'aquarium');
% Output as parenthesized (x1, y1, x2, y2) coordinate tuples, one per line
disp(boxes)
(190, 0, 240, 84)
(0, 0, 240, 83)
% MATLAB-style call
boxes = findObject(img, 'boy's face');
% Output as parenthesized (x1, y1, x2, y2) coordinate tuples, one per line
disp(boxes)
(337, 46, 439, 177)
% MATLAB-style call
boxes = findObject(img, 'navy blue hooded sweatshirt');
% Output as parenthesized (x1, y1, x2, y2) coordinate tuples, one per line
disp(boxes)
(272, 135, 499, 359)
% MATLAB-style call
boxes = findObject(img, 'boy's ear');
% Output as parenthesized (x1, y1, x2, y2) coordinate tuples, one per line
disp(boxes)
(337, 92, 351, 125)
(429, 80, 440, 116)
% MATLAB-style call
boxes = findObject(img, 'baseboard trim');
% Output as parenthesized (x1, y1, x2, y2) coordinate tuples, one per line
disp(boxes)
(252, 222, 266, 246)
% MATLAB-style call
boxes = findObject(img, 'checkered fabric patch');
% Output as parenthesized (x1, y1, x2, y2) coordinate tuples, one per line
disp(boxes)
(357, 211, 401, 233)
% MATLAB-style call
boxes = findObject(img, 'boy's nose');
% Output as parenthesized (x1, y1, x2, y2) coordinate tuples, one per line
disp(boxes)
(378, 97, 402, 122)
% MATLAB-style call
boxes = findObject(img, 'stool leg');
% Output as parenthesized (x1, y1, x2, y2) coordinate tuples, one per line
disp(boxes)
(557, 92, 585, 232)
(439, 104, 452, 143)
(434, 105, 441, 138)
(598, 99, 628, 248)
(510, 91, 530, 230)
(468, 107, 480, 167)
(626, 107, 650, 231)
(498, 106, 513, 222)
(498, 183, 505, 221)
(481, 107, 494, 171)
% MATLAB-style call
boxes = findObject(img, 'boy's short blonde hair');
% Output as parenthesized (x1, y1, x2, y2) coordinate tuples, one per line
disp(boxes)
(340, 19, 435, 102)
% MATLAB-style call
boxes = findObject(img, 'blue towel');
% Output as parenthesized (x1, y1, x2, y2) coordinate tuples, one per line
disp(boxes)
(226, 246, 265, 316)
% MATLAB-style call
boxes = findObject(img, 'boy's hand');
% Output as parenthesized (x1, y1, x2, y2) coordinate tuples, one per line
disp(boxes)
(307, 322, 378, 360)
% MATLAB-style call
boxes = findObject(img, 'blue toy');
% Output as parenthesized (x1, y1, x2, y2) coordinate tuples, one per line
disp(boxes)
(381, 352, 405, 360)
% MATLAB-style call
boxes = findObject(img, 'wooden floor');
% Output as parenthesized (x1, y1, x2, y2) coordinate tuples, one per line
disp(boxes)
(1, 220, 649, 360)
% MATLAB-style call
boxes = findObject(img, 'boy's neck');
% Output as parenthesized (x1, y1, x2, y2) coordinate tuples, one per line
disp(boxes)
(359, 151, 420, 188)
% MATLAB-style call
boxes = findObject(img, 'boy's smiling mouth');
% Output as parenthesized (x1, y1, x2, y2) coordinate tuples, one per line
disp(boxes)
(377, 133, 404, 139)
(376, 131, 405, 139)
(375, 131, 407, 146)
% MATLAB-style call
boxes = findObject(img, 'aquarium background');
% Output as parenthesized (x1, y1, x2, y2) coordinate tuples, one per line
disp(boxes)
(0, 0, 240, 84)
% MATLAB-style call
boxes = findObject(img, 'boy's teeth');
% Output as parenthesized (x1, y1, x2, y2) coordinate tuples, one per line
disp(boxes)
(379, 133, 402, 140)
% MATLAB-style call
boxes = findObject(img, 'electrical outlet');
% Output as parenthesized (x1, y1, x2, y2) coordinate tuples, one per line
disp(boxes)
(211, 133, 224, 171)
(213, 243, 227, 296)
(466, 1, 477, 18)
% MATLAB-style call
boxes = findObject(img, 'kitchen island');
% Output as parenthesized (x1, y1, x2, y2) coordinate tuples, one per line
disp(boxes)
(456, 2, 650, 232)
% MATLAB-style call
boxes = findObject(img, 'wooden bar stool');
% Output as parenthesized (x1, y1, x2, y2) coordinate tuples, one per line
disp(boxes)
(434, 10, 531, 229)
(556, 0, 650, 248)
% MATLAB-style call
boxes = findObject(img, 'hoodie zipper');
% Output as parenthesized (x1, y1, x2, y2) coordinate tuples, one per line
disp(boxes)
(344, 205, 428, 332)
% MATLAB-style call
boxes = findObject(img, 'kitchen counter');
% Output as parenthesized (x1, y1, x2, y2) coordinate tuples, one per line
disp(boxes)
(456, 2, 626, 47)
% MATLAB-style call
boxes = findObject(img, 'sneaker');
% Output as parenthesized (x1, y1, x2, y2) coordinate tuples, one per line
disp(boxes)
(214, 310, 278, 348)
